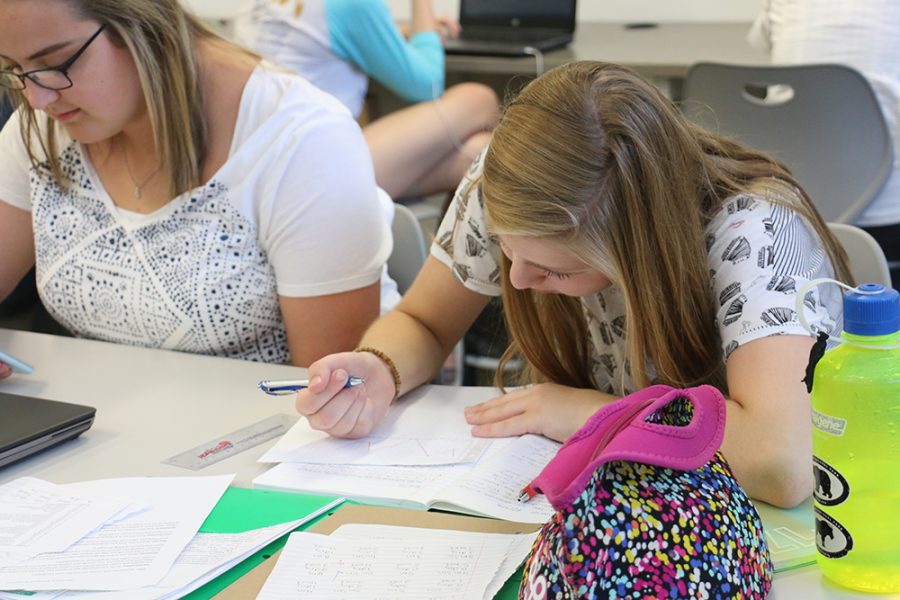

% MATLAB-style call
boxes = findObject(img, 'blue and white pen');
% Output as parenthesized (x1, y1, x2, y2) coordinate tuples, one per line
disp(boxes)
(258, 376, 365, 396)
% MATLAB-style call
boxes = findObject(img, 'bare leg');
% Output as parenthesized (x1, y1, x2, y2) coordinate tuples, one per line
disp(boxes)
(364, 82, 499, 199)
(425, 130, 492, 194)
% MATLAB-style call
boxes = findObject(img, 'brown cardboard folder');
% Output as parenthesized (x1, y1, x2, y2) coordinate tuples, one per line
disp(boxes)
(213, 504, 540, 599)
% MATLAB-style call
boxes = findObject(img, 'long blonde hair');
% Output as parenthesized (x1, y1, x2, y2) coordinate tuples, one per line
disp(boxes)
(483, 61, 851, 393)
(4, 0, 246, 198)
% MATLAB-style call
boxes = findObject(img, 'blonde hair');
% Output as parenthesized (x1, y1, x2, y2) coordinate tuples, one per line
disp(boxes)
(4, 0, 246, 198)
(483, 61, 851, 393)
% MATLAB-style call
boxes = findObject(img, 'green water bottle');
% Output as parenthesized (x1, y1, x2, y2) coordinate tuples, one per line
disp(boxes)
(810, 283, 900, 592)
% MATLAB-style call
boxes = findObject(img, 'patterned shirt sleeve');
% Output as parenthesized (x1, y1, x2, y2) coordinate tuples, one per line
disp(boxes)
(707, 192, 841, 360)
(430, 151, 502, 296)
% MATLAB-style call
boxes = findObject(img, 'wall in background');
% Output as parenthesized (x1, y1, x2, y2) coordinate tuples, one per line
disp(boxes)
(183, 0, 764, 23)
(389, 0, 762, 23)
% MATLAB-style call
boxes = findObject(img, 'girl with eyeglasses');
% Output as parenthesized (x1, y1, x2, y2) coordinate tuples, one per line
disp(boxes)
(0, 0, 400, 377)
(296, 61, 853, 509)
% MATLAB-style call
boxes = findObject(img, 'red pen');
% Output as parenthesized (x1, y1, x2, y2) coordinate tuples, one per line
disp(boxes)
(518, 483, 538, 503)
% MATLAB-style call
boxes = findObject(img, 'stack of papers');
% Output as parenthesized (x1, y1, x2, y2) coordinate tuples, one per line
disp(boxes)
(0, 475, 340, 599)
(253, 385, 561, 524)
(257, 524, 539, 600)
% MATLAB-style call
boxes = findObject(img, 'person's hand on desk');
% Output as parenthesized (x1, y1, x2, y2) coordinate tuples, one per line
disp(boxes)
(0, 362, 11, 380)
(464, 383, 616, 443)
(296, 351, 396, 438)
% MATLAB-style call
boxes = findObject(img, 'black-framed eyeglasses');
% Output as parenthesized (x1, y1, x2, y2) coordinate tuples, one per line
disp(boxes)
(0, 24, 106, 91)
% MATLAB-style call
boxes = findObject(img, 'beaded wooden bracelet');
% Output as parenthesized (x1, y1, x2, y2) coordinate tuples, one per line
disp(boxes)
(355, 346, 401, 402)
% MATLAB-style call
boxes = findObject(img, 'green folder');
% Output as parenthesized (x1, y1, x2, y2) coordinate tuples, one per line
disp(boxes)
(496, 570, 523, 599)
(182, 487, 343, 599)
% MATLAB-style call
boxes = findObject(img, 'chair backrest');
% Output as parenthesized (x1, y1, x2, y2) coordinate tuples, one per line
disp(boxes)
(828, 222, 891, 288)
(388, 202, 428, 294)
(682, 63, 893, 224)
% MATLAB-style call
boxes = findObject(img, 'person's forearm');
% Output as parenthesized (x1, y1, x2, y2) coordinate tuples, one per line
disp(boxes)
(409, 0, 436, 36)
(721, 397, 814, 507)
(357, 308, 447, 396)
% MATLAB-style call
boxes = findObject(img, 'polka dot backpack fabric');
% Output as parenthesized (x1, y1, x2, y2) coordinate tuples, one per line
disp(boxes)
(519, 384, 772, 599)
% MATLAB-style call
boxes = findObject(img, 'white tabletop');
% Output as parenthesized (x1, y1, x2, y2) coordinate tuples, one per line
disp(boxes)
(0, 328, 305, 487)
(0, 328, 895, 598)
(771, 567, 899, 599)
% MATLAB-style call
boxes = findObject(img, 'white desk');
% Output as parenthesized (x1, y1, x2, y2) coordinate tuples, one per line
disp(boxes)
(0, 328, 305, 487)
(0, 328, 895, 599)
(772, 568, 899, 599)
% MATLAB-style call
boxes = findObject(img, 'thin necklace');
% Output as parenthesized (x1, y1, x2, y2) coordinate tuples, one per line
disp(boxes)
(119, 139, 162, 200)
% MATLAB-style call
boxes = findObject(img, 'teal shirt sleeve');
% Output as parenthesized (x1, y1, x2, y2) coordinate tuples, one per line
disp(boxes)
(325, 0, 445, 102)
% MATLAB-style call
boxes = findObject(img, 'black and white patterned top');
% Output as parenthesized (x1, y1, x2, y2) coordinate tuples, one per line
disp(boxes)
(0, 65, 397, 363)
(432, 155, 841, 395)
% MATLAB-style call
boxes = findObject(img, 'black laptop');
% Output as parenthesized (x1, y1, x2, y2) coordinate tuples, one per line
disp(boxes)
(0, 392, 96, 468)
(444, 0, 577, 57)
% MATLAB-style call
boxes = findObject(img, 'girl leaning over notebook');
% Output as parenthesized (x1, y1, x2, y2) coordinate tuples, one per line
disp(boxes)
(299, 61, 851, 596)
(297, 61, 849, 512)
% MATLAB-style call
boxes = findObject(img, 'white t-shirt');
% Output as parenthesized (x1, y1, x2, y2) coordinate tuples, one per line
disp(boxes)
(432, 154, 841, 395)
(234, 0, 444, 119)
(0, 64, 400, 363)
(748, 0, 900, 227)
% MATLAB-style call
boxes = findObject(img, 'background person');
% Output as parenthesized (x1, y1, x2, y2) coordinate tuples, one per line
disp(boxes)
(235, 0, 499, 199)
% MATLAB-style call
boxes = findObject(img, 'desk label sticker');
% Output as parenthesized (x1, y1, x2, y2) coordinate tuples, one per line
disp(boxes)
(163, 413, 297, 470)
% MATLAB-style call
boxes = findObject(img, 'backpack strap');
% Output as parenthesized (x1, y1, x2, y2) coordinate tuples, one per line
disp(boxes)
(530, 385, 727, 509)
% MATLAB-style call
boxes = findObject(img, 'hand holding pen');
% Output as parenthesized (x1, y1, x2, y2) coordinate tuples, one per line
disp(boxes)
(273, 353, 398, 439)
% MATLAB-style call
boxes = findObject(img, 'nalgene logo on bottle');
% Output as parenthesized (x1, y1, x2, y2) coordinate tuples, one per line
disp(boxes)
(812, 408, 847, 436)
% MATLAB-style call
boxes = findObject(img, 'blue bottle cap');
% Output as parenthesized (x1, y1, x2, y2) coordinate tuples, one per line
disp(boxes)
(843, 283, 900, 336)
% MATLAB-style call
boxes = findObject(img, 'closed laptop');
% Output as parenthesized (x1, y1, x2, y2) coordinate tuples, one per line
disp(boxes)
(0, 392, 96, 468)
(444, 0, 577, 57)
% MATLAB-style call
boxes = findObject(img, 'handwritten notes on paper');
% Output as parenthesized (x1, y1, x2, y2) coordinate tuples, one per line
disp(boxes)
(257, 526, 538, 600)
(260, 385, 499, 466)
(285, 435, 491, 467)
(254, 434, 559, 523)
(254, 385, 561, 523)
